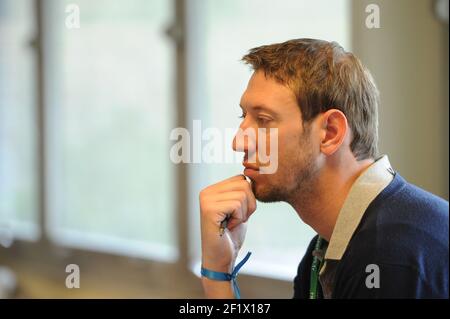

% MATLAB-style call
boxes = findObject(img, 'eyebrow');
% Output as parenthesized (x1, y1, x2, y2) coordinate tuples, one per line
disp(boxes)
(239, 104, 278, 116)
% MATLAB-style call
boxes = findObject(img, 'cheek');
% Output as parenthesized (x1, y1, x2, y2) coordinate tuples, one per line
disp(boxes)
(255, 124, 302, 168)
(254, 129, 275, 163)
(278, 130, 301, 159)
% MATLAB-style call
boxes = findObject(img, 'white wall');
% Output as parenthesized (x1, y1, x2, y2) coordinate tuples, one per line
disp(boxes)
(352, 0, 449, 199)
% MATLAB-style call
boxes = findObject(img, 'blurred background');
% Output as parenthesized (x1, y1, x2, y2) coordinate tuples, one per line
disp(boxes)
(0, 0, 448, 298)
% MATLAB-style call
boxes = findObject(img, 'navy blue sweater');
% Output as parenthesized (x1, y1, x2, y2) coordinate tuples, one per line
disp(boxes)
(293, 173, 449, 298)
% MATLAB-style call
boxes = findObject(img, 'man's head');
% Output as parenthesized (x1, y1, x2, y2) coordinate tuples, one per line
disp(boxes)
(232, 38, 380, 203)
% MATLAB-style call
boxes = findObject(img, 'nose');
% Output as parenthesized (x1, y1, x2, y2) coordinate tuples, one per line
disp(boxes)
(232, 125, 257, 156)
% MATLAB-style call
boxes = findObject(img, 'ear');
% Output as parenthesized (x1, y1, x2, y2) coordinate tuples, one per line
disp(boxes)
(319, 109, 348, 156)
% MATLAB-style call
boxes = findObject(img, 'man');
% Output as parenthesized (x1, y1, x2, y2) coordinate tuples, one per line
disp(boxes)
(199, 39, 449, 298)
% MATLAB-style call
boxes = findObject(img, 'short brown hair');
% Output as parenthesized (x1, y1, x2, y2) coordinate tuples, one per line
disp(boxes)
(242, 38, 379, 160)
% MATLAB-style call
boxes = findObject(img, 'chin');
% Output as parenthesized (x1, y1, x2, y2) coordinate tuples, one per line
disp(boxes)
(252, 181, 285, 203)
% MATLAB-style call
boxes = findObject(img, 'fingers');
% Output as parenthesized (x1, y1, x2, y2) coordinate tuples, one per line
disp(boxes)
(200, 174, 257, 232)
(202, 199, 246, 228)
(217, 180, 257, 221)
(205, 174, 246, 191)
(209, 190, 256, 223)
(209, 191, 248, 228)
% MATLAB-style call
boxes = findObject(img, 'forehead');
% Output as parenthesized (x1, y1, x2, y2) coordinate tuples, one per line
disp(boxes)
(240, 70, 298, 114)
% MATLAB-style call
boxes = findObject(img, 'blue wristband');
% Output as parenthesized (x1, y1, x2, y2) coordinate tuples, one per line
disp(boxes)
(200, 251, 252, 299)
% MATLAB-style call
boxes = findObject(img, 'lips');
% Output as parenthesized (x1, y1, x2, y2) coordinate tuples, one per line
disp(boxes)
(242, 162, 259, 171)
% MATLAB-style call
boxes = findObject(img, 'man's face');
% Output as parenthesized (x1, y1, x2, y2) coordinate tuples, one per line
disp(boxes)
(232, 71, 320, 203)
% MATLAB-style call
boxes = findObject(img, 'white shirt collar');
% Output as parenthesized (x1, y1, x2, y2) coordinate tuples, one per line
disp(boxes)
(324, 155, 395, 260)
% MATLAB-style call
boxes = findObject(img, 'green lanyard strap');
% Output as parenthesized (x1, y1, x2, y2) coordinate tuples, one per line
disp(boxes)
(309, 236, 325, 299)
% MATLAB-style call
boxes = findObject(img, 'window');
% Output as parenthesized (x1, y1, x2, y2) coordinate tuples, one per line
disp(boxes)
(43, 0, 176, 261)
(0, 0, 39, 244)
(0, 0, 349, 289)
(187, 0, 350, 280)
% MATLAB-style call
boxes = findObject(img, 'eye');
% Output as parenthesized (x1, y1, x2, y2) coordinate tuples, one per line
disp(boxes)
(238, 112, 247, 119)
(257, 117, 271, 125)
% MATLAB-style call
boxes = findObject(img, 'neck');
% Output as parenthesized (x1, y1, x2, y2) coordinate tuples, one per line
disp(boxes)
(291, 154, 374, 242)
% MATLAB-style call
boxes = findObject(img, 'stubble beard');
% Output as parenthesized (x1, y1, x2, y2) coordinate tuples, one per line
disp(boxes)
(251, 133, 318, 205)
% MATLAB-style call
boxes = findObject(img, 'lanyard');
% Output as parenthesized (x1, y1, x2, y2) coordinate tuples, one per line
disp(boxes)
(309, 236, 325, 299)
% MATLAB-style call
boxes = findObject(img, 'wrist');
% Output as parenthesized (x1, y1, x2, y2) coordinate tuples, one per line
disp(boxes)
(201, 253, 236, 273)
(201, 277, 235, 299)
(200, 251, 252, 299)
(201, 259, 234, 274)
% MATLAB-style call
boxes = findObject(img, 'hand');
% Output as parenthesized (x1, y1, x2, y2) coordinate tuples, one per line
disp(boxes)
(199, 174, 257, 273)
